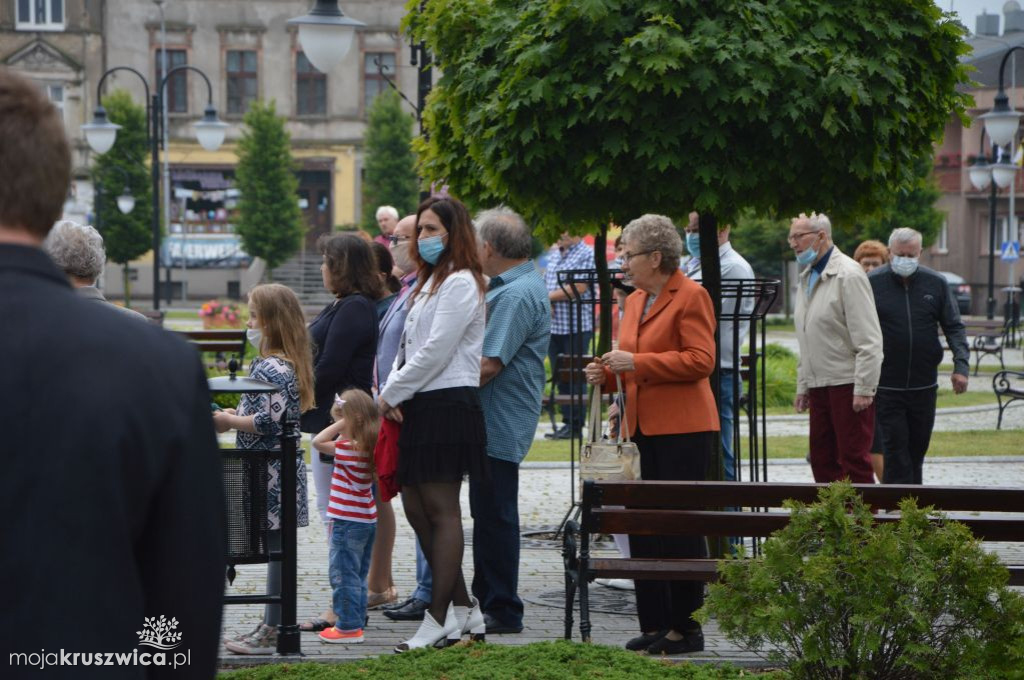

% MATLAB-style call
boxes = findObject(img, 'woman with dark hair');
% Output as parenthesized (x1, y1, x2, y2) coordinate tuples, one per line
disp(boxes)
(378, 196, 489, 651)
(371, 241, 402, 319)
(298, 232, 383, 633)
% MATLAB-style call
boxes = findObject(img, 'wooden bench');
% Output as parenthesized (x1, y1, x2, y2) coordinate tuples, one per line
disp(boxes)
(541, 354, 595, 432)
(956, 319, 1008, 375)
(994, 370, 1024, 430)
(562, 480, 1024, 642)
(175, 329, 248, 369)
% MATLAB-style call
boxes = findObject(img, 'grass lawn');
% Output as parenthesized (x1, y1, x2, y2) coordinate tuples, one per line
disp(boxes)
(523, 429, 1024, 463)
(218, 641, 784, 679)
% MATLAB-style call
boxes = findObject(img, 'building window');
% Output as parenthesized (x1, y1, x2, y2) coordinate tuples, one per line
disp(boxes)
(935, 216, 948, 253)
(156, 49, 188, 114)
(16, 0, 64, 30)
(296, 52, 326, 116)
(364, 52, 396, 112)
(226, 50, 258, 115)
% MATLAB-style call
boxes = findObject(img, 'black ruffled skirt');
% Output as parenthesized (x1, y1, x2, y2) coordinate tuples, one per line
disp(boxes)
(397, 386, 489, 485)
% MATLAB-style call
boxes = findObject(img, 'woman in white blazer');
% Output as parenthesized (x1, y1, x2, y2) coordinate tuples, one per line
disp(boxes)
(379, 196, 489, 651)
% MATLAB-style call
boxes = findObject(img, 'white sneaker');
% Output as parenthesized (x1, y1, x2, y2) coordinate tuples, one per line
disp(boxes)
(224, 624, 277, 655)
(595, 578, 635, 591)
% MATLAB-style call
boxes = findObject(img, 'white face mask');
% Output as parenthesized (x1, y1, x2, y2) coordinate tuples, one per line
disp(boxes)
(890, 255, 919, 277)
(392, 240, 414, 274)
(246, 327, 262, 348)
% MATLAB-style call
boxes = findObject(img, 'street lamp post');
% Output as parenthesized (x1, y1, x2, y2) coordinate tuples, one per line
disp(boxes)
(975, 46, 1024, 320)
(83, 65, 226, 311)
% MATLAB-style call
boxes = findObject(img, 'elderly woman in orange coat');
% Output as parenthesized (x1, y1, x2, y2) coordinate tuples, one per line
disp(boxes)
(585, 213, 719, 656)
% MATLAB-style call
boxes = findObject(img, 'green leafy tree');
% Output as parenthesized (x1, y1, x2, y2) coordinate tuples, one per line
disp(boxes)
(235, 100, 303, 273)
(408, 0, 970, 360)
(361, 89, 419, 231)
(698, 483, 1024, 679)
(93, 89, 152, 307)
(835, 154, 945, 253)
(730, 209, 791, 279)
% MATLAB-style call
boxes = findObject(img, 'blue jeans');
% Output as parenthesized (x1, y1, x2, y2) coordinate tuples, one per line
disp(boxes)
(719, 369, 740, 481)
(469, 458, 523, 627)
(329, 519, 376, 631)
(412, 538, 433, 603)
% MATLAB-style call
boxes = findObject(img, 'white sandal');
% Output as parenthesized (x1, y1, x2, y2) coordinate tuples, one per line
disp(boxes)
(395, 603, 458, 653)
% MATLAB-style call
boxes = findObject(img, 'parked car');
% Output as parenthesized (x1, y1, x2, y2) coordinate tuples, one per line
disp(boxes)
(938, 271, 972, 316)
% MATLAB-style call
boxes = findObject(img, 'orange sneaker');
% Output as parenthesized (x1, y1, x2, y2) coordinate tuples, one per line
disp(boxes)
(319, 627, 364, 644)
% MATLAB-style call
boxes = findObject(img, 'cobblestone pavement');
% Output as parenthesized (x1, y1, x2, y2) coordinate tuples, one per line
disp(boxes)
(219, 457, 1024, 668)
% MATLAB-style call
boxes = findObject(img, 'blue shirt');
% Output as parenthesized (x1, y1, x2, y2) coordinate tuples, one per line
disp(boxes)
(808, 246, 833, 297)
(543, 240, 595, 334)
(479, 261, 551, 463)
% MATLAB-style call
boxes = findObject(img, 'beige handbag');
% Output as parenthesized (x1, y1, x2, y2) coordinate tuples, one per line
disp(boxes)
(580, 374, 641, 486)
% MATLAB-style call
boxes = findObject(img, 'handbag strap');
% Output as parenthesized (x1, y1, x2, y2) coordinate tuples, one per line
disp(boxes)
(615, 373, 632, 443)
(587, 383, 603, 444)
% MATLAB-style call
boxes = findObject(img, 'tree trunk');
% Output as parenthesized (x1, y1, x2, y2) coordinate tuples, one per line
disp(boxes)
(698, 212, 723, 484)
(594, 221, 612, 356)
(122, 264, 132, 309)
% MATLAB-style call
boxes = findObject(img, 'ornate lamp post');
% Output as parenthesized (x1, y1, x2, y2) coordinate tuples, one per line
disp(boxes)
(287, 0, 365, 73)
(82, 65, 226, 310)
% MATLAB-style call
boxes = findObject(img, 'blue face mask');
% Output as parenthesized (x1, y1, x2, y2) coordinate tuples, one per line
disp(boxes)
(796, 245, 819, 267)
(417, 234, 446, 265)
(685, 232, 701, 258)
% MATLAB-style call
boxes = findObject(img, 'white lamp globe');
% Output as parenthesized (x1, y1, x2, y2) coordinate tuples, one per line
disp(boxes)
(969, 160, 992, 191)
(82, 107, 121, 154)
(116, 192, 135, 214)
(194, 106, 228, 152)
(992, 161, 1018, 189)
(288, 1, 365, 73)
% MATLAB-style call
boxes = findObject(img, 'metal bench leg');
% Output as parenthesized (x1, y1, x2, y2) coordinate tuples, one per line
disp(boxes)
(997, 399, 1006, 430)
(562, 521, 579, 640)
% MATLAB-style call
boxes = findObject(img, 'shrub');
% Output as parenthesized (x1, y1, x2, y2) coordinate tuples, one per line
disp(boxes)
(760, 343, 797, 408)
(697, 483, 1024, 679)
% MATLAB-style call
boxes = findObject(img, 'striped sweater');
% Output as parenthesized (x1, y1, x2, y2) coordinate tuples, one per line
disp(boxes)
(326, 439, 376, 523)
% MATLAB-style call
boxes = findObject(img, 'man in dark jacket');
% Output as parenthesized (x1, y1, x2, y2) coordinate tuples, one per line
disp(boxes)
(869, 227, 970, 484)
(0, 68, 225, 678)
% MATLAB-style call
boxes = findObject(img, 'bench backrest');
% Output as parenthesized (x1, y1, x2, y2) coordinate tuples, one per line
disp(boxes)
(582, 480, 1024, 542)
(176, 329, 248, 357)
(552, 354, 596, 383)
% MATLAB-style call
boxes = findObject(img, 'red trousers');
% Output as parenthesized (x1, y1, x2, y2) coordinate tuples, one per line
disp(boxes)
(807, 384, 875, 484)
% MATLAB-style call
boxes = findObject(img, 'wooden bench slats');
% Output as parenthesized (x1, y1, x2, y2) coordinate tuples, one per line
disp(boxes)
(591, 508, 1024, 541)
(588, 558, 1024, 586)
(586, 481, 1024, 513)
(175, 330, 247, 359)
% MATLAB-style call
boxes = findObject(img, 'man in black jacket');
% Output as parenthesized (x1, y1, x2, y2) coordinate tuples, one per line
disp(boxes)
(868, 227, 970, 484)
(0, 68, 225, 678)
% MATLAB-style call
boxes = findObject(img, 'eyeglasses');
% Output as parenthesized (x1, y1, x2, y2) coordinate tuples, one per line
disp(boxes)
(621, 250, 655, 263)
(787, 230, 819, 245)
(387, 235, 412, 245)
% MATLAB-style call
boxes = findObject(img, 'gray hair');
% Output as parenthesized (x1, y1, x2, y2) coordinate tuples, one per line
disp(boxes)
(43, 220, 105, 281)
(475, 206, 533, 259)
(793, 211, 832, 238)
(888, 227, 922, 250)
(622, 214, 682, 274)
(375, 205, 399, 220)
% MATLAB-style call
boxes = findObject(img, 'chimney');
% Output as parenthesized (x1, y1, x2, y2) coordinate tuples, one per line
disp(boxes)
(978, 9, 1001, 36)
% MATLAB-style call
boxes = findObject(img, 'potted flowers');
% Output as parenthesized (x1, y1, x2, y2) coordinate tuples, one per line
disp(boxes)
(198, 299, 243, 329)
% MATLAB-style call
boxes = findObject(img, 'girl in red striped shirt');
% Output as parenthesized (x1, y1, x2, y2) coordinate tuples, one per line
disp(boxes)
(312, 389, 380, 644)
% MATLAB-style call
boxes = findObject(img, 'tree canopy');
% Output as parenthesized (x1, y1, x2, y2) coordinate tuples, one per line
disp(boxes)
(93, 89, 152, 306)
(234, 100, 304, 273)
(362, 89, 420, 231)
(408, 0, 970, 241)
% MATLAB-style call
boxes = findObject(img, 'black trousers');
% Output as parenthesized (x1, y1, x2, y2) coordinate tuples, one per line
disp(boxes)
(629, 428, 715, 633)
(469, 458, 523, 627)
(877, 387, 937, 485)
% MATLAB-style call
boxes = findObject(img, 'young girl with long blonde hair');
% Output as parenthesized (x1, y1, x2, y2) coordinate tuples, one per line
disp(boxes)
(215, 283, 315, 655)
(311, 389, 380, 644)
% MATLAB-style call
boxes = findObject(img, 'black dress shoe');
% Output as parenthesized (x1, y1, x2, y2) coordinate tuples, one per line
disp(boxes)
(625, 630, 667, 651)
(382, 597, 430, 621)
(647, 630, 704, 655)
(483, 613, 523, 634)
(380, 596, 415, 612)
(543, 424, 569, 440)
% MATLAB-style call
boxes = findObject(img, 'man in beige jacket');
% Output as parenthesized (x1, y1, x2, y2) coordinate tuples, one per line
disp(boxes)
(790, 212, 882, 483)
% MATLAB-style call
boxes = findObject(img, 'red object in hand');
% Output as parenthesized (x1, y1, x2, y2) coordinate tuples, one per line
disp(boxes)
(374, 418, 401, 502)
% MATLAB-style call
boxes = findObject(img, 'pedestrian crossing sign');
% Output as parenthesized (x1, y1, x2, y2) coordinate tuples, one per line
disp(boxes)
(1002, 241, 1021, 262)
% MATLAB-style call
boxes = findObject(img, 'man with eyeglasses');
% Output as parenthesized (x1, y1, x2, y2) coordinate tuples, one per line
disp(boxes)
(790, 212, 882, 484)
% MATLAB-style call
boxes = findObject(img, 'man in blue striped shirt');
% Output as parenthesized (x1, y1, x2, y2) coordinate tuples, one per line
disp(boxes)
(473, 207, 551, 634)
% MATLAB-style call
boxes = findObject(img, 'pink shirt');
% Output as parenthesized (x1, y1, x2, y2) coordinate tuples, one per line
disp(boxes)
(326, 439, 376, 523)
